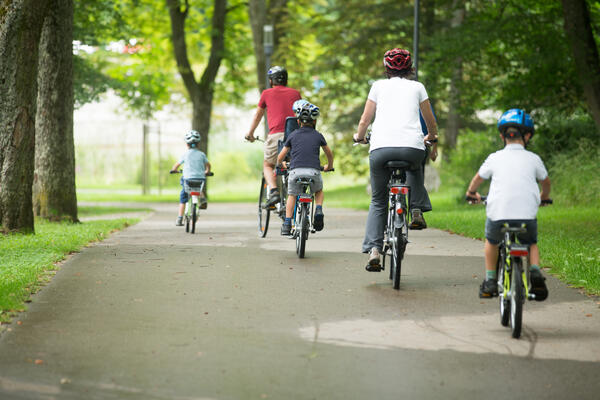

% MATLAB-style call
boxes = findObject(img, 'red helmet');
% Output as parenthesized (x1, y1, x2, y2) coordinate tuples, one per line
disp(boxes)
(383, 48, 412, 71)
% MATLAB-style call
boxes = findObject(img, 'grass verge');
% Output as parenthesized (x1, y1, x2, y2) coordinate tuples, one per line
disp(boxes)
(0, 218, 137, 323)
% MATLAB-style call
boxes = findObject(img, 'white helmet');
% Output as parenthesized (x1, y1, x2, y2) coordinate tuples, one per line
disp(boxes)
(185, 130, 201, 144)
(292, 99, 309, 116)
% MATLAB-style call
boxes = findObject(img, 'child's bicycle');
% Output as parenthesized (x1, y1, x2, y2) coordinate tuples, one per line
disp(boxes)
(466, 194, 552, 338)
(284, 166, 334, 258)
(170, 170, 214, 234)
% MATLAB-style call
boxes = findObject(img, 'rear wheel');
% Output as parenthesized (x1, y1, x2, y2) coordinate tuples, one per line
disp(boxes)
(391, 228, 407, 290)
(498, 245, 510, 327)
(191, 204, 197, 234)
(510, 258, 524, 338)
(258, 177, 270, 237)
(296, 205, 308, 258)
(185, 212, 190, 233)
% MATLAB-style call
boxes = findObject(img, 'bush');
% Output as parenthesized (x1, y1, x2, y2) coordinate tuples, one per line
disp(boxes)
(546, 140, 600, 206)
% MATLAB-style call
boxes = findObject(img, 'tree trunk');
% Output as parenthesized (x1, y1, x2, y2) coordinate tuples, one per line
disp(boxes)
(561, 0, 600, 132)
(248, 0, 267, 92)
(0, 0, 49, 233)
(33, 0, 78, 222)
(444, 1, 465, 161)
(167, 0, 227, 156)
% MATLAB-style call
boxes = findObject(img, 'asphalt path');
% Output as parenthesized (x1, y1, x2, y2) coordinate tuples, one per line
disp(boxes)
(0, 203, 599, 400)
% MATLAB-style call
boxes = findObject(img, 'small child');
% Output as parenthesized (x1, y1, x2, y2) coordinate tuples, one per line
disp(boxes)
(466, 109, 551, 300)
(276, 101, 334, 236)
(170, 130, 211, 226)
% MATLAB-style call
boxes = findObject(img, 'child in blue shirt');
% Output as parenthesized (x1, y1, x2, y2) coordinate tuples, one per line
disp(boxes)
(466, 109, 551, 300)
(170, 130, 211, 226)
(277, 101, 334, 235)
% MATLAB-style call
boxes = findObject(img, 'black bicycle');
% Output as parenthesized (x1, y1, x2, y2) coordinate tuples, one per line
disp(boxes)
(381, 161, 412, 289)
(288, 167, 334, 258)
(467, 195, 552, 338)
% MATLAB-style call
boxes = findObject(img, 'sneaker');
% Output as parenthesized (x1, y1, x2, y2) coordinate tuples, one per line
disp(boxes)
(479, 279, 498, 298)
(313, 209, 324, 231)
(529, 268, 548, 301)
(200, 200, 207, 210)
(281, 222, 292, 236)
(365, 248, 382, 272)
(409, 209, 427, 230)
(175, 217, 184, 226)
(266, 190, 280, 207)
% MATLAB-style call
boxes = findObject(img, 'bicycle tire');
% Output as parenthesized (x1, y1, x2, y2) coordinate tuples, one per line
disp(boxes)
(277, 174, 288, 220)
(498, 245, 510, 327)
(297, 205, 308, 258)
(191, 204, 197, 234)
(185, 214, 190, 233)
(391, 228, 407, 290)
(510, 257, 524, 338)
(258, 177, 270, 237)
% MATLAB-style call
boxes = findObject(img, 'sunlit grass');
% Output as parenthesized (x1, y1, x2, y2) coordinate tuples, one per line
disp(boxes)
(0, 218, 137, 322)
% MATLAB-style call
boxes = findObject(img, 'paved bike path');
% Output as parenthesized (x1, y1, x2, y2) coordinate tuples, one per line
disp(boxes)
(0, 203, 599, 399)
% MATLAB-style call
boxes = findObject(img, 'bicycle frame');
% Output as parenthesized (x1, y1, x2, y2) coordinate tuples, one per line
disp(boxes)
(499, 226, 532, 300)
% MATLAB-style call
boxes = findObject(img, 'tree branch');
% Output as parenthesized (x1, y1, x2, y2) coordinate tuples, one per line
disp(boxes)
(199, 0, 227, 92)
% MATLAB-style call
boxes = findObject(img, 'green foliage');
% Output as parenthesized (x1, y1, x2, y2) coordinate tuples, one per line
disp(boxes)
(545, 140, 600, 206)
(0, 218, 136, 320)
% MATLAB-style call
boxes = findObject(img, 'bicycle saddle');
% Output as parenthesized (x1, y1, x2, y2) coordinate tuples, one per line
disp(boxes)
(186, 179, 204, 187)
(384, 160, 412, 170)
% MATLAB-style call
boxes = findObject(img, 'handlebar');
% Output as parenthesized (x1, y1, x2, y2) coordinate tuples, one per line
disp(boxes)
(169, 170, 214, 177)
(465, 195, 552, 206)
(245, 135, 264, 143)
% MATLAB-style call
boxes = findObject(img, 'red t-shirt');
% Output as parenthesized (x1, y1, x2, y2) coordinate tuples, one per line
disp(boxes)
(258, 86, 301, 134)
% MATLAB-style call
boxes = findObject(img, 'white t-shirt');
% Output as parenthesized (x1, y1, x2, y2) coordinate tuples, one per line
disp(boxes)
(478, 144, 548, 221)
(367, 77, 429, 152)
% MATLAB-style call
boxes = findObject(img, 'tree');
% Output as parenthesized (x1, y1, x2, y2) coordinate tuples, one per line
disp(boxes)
(167, 0, 227, 155)
(561, 0, 600, 132)
(0, 0, 49, 233)
(33, 0, 78, 222)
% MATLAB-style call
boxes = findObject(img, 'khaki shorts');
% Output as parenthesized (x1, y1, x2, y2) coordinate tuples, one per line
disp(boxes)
(264, 132, 284, 165)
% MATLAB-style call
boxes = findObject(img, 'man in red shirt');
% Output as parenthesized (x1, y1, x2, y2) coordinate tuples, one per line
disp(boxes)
(245, 66, 301, 206)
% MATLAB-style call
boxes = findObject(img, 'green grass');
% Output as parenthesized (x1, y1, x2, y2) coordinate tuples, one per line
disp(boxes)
(0, 218, 137, 322)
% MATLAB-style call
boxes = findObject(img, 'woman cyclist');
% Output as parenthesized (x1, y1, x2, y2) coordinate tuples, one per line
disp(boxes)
(353, 48, 439, 271)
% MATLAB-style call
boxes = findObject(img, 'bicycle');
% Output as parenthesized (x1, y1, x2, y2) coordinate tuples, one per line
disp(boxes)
(466, 194, 552, 338)
(285, 166, 334, 258)
(250, 116, 299, 238)
(354, 134, 435, 290)
(170, 170, 214, 234)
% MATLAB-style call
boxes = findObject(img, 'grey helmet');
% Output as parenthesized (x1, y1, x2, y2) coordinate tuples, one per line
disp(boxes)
(268, 66, 288, 85)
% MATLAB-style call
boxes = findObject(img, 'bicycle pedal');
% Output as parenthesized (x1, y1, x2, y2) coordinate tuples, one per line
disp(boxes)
(311, 229, 316, 234)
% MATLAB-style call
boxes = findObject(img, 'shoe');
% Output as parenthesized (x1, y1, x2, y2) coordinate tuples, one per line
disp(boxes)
(529, 268, 548, 301)
(266, 190, 280, 207)
(313, 209, 324, 231)
(365, 248, 382, 272)
(409, 209, 427, 230)
(281, 222, 291, 236)
(200, 200, 207, 210)
(479, 279, 498, 298)
(175, 217, 184, 226)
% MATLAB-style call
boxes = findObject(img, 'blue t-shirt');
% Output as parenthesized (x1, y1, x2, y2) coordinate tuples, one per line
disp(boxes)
(179, 148, 208, 179)
(283, 126, 327, 170)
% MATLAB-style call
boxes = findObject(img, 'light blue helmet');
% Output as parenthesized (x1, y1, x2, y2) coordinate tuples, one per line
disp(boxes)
(497, 109, 534, 138)
(292, 99, 310, 117)
(185, 130, 201, 144)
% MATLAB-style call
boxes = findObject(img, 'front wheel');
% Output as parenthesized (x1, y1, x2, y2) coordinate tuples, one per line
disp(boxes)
(191, 204, 197, 234)
(258, 177, 270, 237)
(510, 258, 524, 338)
(296, 205, 308, 258)
(498, 246, 510, 327)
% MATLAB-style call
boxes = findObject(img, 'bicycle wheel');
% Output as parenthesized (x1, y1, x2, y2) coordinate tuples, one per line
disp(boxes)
(498, 246, 510, 327)
(391, 228, 407, 290)
(296, 205, 308, 258)
(191, 203, 197, 234)
(185, 214, 190, 233)
(510, 257, 524, 338)
(258, 177, 270, 237)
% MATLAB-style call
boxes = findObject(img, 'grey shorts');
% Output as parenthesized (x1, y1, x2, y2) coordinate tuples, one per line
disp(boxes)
(485, 218, 538, 245)
(287, 168, 323, 196)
